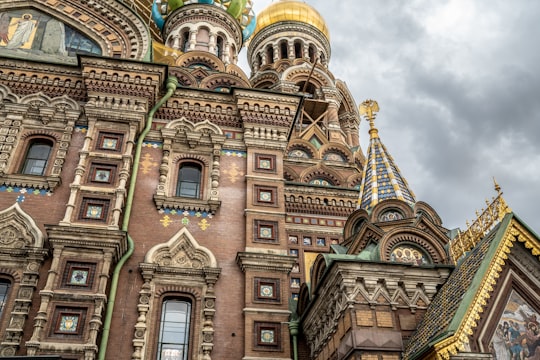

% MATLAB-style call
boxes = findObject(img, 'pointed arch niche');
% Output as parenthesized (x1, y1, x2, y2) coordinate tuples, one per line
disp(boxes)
(132, 228, 221, 360)
(0, 203, 47, 357)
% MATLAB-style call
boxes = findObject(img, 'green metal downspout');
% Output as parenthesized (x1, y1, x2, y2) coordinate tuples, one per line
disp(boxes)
(289, 321, 299, 360)
(98, 76, 178, 360)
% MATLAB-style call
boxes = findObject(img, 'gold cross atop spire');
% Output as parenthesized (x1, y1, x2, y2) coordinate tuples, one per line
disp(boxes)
(359, 99, 380, 139)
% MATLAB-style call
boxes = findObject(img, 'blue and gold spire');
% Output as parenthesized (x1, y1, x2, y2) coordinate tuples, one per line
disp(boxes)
(357, 100, 416, 210)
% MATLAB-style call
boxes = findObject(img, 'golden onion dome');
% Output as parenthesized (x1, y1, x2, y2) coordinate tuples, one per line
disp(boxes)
(253, 0, 330, 40)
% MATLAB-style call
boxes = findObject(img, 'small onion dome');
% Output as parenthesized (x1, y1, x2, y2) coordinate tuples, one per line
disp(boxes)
(253, 0, 330, 40)
(152, 0, 257, 42)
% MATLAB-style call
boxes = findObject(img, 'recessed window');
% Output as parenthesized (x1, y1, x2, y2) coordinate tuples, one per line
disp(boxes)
(288, 235, 298, 244)
(291, 278, 300, 288)
(255, 154, 276, 172)
(254, 186, 277, 206)
(0, 279, 11, 318)
(62, 262, 96, 288)
(176, 163, 202, 198)
(158, 299, 191, 360)
(79, 198, 110, 222)
(316, 238, 326, 247)
(254, 220, 278, 243)
(97, 132, 123, 151)
(21, 139, 53, 175)
(89, 163, 116, 184)
(303, 236, 312, 246)
(254, 322, 281, 351)
(254, 278, 280, 303)
(52, 307, 86, 336)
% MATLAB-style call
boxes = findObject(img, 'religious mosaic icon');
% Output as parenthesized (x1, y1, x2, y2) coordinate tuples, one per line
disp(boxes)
(390, 246, 429, 265)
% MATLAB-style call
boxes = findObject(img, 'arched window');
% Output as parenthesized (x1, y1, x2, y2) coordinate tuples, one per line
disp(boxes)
(0, 279, 10, 318)
(182, 31, 190, 52)
(157, 299, 192, 360)
(216, 36, 223, 58)
(280, 41, 288, 59)
(294, 41, 302, 58)
(266, 45, 274, 64)
(21, 139, 53, 175)
(176, 163, 202, 198)
(308, 45, 316, 63)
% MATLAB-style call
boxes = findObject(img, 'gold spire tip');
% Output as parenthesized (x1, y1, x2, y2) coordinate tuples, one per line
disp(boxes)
(359, 99, 380, 138)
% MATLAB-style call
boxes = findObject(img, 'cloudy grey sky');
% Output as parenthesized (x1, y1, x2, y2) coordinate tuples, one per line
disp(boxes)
(240, 0, 540, 232)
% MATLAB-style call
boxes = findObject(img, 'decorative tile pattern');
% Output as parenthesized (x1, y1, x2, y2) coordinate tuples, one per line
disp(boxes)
(158, 209, 214, 231)
(139, 153, 158, 175)
(222, 163, 245, 184)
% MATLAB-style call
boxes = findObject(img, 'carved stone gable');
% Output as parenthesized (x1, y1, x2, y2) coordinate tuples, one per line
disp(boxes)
(0, 203, 43, 250)
(145, 227, 217, 269)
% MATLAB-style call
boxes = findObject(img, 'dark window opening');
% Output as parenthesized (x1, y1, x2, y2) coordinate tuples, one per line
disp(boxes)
(176, 163, 202, 198)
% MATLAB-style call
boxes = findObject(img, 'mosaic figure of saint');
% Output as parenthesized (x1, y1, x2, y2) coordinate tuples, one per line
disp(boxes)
(6, 13, 35, 49)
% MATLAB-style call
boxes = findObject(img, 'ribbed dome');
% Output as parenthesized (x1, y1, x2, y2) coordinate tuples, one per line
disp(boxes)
(253, 0, 329, 40)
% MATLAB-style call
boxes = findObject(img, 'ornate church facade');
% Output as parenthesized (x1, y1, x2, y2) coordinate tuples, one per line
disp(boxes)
(0, 1, 537, 360)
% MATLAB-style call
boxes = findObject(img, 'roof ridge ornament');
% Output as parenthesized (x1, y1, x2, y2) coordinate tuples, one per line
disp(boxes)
(450, 179, 512, 263)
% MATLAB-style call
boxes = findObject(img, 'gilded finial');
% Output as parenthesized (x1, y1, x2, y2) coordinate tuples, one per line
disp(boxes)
(493, 177, 501, 195)
(359, 99, 379, 139)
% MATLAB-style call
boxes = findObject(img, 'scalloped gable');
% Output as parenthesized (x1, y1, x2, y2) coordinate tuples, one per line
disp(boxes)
(0, 202, 44, 249)
(144, 227, 217, 269)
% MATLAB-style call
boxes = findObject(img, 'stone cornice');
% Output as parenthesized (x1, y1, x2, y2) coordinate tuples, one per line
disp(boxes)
(236, 252, 296, 273)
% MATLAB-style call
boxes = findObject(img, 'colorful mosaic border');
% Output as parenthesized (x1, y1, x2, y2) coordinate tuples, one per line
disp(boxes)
(0, 185, 52, 203)
(158, 208, 213, 231)
(286, 215, 345, 228)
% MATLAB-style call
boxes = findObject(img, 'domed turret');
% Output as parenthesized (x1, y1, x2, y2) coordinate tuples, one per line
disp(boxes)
(151, 0, 256, 65)
(247, 0, 331, 72)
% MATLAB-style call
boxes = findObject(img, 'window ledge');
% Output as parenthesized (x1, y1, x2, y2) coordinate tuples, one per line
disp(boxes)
(0, 174, 61, 190)
(153, 194, 221, 214)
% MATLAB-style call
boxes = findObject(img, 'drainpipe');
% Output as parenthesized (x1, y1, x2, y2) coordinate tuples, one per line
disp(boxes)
(98, 76, 178, 360)
(289, 321, 299, 360)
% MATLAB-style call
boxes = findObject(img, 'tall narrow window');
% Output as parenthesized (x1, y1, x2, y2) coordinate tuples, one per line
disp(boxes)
(0, 279, 10, 318)
(22, 139, 53, 175)
(216, 36, 223, 58)
(176, 163, 202, 198)
(158, 299, 191, 360)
